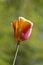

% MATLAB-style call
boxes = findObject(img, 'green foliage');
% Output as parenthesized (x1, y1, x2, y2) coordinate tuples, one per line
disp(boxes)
(0, 0, 43, 65)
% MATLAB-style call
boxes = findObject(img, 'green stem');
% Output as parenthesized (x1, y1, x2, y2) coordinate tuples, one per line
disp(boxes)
(13, 41, 20, 65)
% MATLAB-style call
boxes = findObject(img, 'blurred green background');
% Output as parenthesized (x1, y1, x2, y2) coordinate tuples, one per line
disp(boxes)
(0, 0, 43, 65)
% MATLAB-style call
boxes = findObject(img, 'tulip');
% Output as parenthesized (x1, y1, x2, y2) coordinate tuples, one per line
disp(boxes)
(11, 17, 33, 65)
(11, 17, 33, 41)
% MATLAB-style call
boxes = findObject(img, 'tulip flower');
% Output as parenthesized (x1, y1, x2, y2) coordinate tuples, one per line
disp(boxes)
(11, 17, 33, 65)
(11, 17, 33, 41)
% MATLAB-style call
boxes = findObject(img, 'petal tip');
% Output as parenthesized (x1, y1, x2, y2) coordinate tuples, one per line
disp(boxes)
(18, 16, 26, 21)
(11, 22, 12, 26)
(11, 21, 13, 27)
(31, 22, 33, 27)
(29, 21, 33, 28)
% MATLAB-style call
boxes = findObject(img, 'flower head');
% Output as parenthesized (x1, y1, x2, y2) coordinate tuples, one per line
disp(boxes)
(11, 17, 33, 41)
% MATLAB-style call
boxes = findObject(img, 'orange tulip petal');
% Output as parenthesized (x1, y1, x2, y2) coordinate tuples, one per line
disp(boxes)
(18, 17, 32, 33)
(11, 20, 16, 30)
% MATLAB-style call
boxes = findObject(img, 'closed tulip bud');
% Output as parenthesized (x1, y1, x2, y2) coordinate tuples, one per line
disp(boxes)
(11, 17, 33, 41)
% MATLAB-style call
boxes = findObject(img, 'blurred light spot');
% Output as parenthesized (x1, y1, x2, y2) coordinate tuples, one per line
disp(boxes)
(38, 24, 43, 40)
(32, 45, 39, 52)
(29, 57, 37, 64)
(1, 0, 7, 2)
(39, 32, 43, 39)
(39, 24, 43, 31)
